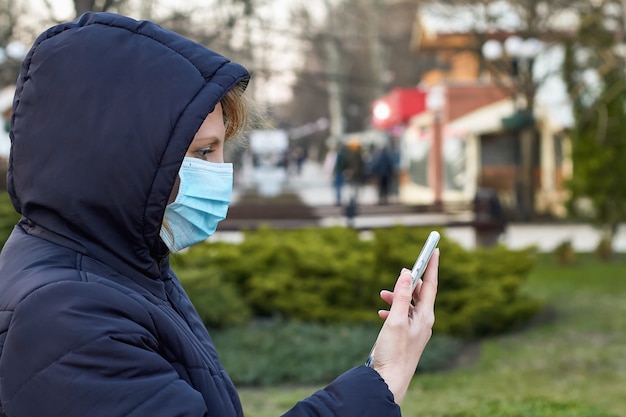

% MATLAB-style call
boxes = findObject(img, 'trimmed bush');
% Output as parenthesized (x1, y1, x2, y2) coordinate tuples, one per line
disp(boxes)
(212, 320, 377, 386)
(175, 225, 542, 339)
(595, 235, 613, 261)
(554, 240, 576, 265)
(361, 226, 541, 338)
(171, 242, 251, 328)
(183, 226, 384, 324)
(212, 320, 463, 386)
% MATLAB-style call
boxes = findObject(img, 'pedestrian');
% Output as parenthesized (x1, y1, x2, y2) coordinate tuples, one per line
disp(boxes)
(473, 186, 507, 247)
(0, 12, 440, 417)
(288, 146, 306, 176)
(331, 143, 348, 205)
(369, 144, 396, 205)
(345, 139, 366, 203)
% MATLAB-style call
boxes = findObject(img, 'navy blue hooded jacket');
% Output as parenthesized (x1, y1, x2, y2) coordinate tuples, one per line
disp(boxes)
(0, 12, 401, 417)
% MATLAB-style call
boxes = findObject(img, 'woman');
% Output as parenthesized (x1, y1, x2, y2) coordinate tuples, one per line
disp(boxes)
(0, 12, 439, 417)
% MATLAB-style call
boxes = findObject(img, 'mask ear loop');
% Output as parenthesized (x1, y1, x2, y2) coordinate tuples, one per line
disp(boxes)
(161, 220, 174, 246)
(161, 170, 183, 252)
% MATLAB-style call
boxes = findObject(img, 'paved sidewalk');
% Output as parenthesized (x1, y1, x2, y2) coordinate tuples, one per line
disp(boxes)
(283, 159, 380, 206)
(445, 223, 626, 252)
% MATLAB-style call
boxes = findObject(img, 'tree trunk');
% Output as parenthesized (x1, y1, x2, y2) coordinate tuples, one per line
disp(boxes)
(323, 0, 345, 145)
(74, 0, 96, 17)
(366, 0, 387, 100)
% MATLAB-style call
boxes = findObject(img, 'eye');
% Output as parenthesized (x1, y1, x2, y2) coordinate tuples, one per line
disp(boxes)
(196, 148, 214, 159)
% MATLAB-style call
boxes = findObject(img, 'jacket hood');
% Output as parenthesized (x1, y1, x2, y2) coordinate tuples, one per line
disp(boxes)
(7, 12, 249, 280)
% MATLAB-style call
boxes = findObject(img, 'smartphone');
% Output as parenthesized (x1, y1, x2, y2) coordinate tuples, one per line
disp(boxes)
(365, 230, 440, 367)
(410, 231, 440, 291)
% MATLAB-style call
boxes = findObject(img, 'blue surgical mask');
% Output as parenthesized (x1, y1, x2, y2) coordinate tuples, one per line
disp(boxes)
(160, 157, 233, 252)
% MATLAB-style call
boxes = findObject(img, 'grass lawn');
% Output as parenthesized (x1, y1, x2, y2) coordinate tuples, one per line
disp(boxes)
(237, 253, 626, 417)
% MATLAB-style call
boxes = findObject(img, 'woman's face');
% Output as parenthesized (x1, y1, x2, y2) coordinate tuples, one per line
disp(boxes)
(168, 103, 226, 203)
(186, 102, 226, 163)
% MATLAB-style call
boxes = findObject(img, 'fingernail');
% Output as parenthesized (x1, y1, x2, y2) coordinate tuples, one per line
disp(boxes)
(401, 268, 411, 274)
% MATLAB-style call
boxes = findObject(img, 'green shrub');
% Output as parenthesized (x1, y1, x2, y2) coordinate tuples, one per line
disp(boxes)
(0, 191, 20, 248)
(172, 242, 251, 328)
(594, 235, 613, 261)
(415, 333, 464, 373)
(179, 226, 384, 325)
(213, 320, 374, 386)
(175, 269, 251, 329)
(372, 227, 541, 338)
(443, 244, 542, 338)
(554, 240, 576, 265)
(442, 398, 618, 417)
(242, 227, 378, 321)
(212, 320, 462, 386)
(176, 226, 541, 339)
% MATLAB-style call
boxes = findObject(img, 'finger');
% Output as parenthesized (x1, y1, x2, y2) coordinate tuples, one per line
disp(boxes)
(417, 248, 439, 311)
(379, 266, 410, 306)
(380, 290, 393, 306)
(387, 269, 413, 320)
(378, 309, 390, 320)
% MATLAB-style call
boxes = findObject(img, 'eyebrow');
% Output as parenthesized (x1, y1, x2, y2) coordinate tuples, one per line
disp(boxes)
(193, 135, 223, 147)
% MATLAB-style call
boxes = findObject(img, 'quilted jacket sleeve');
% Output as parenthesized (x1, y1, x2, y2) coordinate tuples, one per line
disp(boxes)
(283, 366, 401, 417)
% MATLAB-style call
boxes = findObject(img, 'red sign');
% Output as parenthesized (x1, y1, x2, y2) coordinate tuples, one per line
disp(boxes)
(371, 87, 427, 130)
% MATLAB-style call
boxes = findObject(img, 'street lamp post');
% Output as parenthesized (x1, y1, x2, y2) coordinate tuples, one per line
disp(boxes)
(426, 85, 445, 210)
(482, 35, 543, 221)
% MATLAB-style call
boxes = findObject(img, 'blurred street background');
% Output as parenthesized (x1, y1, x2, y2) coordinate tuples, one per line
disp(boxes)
(225, 157, 626, 252)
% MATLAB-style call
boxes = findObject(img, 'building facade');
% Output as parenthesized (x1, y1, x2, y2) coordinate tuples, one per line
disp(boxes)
(371, 29, 571, 220)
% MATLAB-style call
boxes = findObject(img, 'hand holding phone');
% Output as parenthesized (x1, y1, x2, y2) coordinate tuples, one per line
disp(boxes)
(365, 231, 440, 367)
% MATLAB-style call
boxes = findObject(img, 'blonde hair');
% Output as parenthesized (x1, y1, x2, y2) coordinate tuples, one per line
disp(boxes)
(222, 81, 250, 141)
(222, 81, 271, 146)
